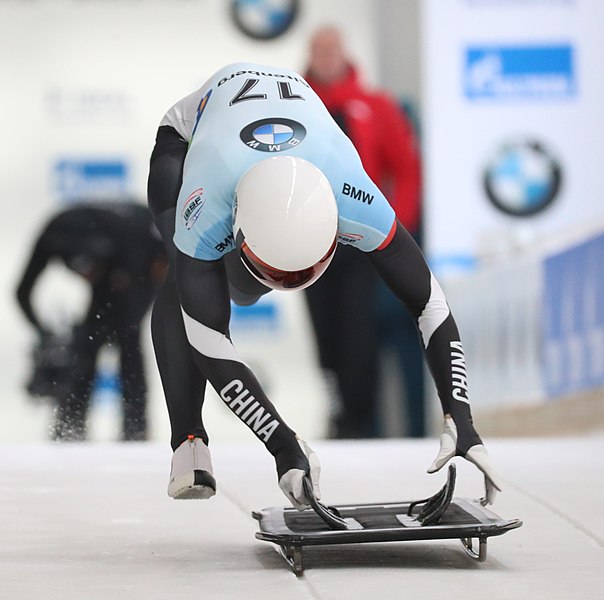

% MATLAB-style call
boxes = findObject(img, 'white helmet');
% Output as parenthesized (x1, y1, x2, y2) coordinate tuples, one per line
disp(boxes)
(234, 156, 338, 291)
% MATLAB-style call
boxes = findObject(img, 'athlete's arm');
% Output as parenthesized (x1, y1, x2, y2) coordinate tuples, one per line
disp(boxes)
(174, 250, 314, 488)
(367, 221, 502, 503)
(367, 222, 472, 426)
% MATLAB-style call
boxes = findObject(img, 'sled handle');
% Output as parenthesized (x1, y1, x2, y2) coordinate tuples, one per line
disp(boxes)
(407, 463, 457, 525)
(302, 476, 349, 530)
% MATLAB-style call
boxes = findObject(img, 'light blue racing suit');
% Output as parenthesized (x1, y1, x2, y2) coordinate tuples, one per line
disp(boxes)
(161, 62, 397, 261)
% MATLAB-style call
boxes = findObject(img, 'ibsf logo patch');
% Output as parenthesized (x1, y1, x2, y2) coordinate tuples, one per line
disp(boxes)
(240, 118, 306, 152)
(338, 232, 364, 245)
(182, 188, 205, 230)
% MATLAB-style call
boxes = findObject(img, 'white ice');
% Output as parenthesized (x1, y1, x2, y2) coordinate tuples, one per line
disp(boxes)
(1, 435, 603, 600)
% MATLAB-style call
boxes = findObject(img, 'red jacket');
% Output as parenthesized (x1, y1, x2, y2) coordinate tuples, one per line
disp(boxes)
(305, 66, 421, 234)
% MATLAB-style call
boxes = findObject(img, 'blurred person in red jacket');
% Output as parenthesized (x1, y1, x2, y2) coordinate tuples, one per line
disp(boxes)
(304, 26, 425, 438)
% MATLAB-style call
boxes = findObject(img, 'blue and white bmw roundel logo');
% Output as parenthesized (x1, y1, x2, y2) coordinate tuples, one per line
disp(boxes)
(240, 118, 306, 152)
(231, 0, 299, 40)
(253, 123, 293, 145)
(483, 139, 562, 217)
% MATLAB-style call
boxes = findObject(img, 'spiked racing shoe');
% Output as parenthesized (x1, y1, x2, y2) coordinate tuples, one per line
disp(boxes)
(168, 436, 216, 500)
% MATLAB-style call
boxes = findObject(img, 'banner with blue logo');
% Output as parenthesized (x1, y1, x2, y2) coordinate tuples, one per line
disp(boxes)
(464, 44, 576, 100)
(53, 159, 129, 203)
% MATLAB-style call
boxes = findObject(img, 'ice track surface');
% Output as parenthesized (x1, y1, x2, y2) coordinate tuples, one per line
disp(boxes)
(1, 436, 603, 600)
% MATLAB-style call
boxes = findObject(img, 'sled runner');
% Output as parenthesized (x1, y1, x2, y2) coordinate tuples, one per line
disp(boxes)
(252, 464, 522, 575)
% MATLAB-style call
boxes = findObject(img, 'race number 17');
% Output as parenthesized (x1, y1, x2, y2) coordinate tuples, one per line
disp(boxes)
(229, 79, 305, 106)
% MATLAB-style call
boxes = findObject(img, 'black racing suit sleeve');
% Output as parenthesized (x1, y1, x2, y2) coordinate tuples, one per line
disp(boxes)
(367, 221, 482, 454)
(175, 244, 309, 479)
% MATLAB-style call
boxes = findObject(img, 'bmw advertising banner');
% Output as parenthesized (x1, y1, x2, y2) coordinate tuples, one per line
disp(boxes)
(421, 0, 604, 277)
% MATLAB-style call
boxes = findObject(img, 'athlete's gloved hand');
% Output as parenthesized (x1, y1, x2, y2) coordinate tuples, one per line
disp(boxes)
(428, 416, 502, 505)
(278, 439, 321, 511)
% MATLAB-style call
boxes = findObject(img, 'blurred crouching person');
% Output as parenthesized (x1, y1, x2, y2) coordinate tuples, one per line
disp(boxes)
(15, 202, 167, 441)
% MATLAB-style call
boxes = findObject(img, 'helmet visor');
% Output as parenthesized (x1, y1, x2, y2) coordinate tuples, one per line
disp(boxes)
(240, 237, 337, 291)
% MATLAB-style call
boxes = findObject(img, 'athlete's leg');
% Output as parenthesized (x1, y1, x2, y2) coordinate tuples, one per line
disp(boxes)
(148, 126, 209, 449)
